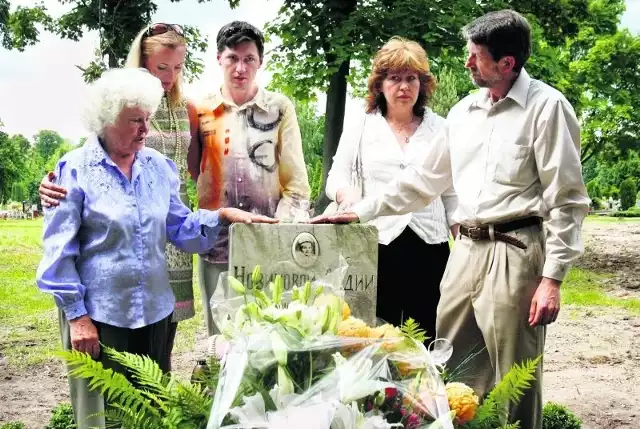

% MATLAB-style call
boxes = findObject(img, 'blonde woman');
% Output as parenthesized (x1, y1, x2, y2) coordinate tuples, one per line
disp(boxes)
(39, 23, 197, 369)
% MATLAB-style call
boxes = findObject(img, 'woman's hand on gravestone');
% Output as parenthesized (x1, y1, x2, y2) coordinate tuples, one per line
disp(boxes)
(309, 212, 360, 224)
(219, 208, 279, 225)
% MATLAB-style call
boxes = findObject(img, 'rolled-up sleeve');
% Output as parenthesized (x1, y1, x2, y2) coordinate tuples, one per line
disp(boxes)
(275, 97, 311, 218)
(534, 98, 590, 281)
(164, 158, 222, 253)
(353, 125, 454, 223)
(35, 159, 87, 321)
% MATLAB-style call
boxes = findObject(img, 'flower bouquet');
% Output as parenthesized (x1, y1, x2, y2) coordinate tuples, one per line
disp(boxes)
(57, 263, 540, 429)
(206, 265, 541, 429)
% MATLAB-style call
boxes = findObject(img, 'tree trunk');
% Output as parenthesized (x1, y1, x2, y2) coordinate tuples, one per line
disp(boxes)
(315, 59, 351, 213)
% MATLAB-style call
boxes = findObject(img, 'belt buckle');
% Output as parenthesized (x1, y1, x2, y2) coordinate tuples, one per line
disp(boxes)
(467, 227, 483, 240)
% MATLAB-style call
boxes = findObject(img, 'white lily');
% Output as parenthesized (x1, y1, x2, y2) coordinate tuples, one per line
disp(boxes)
(331, 352, 394, 403)
(267, 401, 337, 429)
(331, 401, 363, 429)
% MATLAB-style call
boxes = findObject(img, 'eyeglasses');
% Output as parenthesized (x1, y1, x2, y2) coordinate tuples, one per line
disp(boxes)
(144, 23, 185, 39)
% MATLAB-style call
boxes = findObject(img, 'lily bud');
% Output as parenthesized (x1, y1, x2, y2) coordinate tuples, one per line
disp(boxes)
(270, 331, 288, 365)
(251, 265, 262, 288)
(302, 281, 312, 304)
(228, 276, 246, 295)
(277, 365, 295, 395)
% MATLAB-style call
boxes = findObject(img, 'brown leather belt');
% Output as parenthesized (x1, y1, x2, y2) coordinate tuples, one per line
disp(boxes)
(459, 217, 542, 250)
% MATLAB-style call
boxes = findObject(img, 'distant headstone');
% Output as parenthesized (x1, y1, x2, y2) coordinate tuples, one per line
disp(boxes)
(228, 223, 379, 325)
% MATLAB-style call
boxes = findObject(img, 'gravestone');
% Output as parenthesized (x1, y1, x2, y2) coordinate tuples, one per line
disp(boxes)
(227, 223, 379, 325)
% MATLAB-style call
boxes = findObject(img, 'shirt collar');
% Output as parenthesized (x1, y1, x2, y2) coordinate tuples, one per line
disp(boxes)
(209, 86, 269, 112)
(505, 68, 531, 108)
(85, 134, 148, 167)
(468, 67, 531, 111)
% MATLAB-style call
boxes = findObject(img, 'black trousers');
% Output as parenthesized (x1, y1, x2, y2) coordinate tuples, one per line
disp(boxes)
(376, 227, 450, 341)
(59, 310, 173, 428)
(92, 313, 173, 377)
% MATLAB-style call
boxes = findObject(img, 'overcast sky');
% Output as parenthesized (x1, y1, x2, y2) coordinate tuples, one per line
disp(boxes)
(0, 0, 638, 142)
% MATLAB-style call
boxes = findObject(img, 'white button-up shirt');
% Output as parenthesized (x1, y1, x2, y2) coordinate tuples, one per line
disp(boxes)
(354, 69, 590, 281)
(326, 109, 454, 246)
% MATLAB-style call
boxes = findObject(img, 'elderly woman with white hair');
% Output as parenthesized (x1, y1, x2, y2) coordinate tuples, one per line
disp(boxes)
(35, 67, 276, 429)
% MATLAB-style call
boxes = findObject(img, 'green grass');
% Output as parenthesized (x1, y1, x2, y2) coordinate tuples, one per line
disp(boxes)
(0, 218, 60, 367)
(585, 215, 640, 224)
(0, 218, 205, 367)
(562, 268, 640, 314)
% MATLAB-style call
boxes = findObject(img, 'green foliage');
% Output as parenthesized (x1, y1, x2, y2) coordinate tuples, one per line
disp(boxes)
(0, 1, 51, 51)
(542, 402, 582, 429)
(610, 208, 640, 218)
(431, 66, 462, 118)
(58, 346, 218, 428)
(294, 101, 324, 202)
(265, 0, 477, 101)
(586, 180, 601, 200)
(400, 317, 427, 344)
(0, 1, 240, 83)
(0, 131, 29, 203)
(462, 356, 541, 429)
(619, 177, 637, 211)
(45, 403, 76, 429)
(33, 130, 64, 163)
(0, 422, 27, 429)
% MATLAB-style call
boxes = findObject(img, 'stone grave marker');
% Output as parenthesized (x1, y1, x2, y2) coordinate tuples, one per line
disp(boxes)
(227, 223, 379, 325)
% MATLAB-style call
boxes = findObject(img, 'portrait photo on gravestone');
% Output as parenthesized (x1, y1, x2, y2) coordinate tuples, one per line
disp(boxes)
(227, 223, 379, 325)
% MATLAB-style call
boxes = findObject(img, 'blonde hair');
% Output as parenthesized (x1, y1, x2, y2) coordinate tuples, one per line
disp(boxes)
(125, 25, 186, 108)
(366, 36, 436, 117)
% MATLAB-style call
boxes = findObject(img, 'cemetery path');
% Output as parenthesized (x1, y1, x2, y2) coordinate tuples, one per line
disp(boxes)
(1, 221, 639, 428)
(576, 220, 640, 294)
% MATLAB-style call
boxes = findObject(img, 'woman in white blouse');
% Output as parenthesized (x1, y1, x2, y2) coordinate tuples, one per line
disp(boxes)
(325, 37, 458, 339)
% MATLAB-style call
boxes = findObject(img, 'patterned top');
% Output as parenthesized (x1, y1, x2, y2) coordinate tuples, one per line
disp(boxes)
(145, 94, 195, 322)
(36, 136, 222, 329)
(191, 88, 311, 263)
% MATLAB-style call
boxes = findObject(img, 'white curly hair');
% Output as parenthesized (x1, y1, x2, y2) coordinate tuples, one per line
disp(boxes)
(83, 67, 164, 135)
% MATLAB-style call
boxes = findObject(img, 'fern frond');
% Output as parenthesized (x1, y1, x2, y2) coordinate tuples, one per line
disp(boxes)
(168, 380, 213, 418)
(103, 404, 164, 429)
(103, 346, 172, 409)
(471, 356, 541, 425)
(502, 422, 521, 429)
(58, 349, 161, 421)
(401, 318, 427, 344)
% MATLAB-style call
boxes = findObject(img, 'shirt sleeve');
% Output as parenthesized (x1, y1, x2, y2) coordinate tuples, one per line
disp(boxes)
(35, 159, 87, 321)
(164, 157, 222, 253)
(534, 98, 591, 281)
(353, 124, 454, 223)
(441, 184, 459, 227)
(324, 114, 364, 201)
(275, 97, 311, 219)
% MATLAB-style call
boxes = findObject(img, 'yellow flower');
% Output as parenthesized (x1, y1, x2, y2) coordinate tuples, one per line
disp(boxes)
(342, 301, 351, 320)
(371, 323, 403, 352)
(445, 382, 479, 424)
(337, 316, 372, 338)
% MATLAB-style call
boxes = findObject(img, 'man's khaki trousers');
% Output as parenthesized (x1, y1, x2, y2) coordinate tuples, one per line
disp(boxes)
(436, 224, 546, 429)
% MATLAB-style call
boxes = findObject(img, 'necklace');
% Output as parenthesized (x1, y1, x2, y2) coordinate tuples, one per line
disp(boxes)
(150, 95, 186, 177)
(389, 116, 415, 144)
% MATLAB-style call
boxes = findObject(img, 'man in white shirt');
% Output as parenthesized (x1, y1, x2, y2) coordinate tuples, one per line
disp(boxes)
(313, 10, 589, 429)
